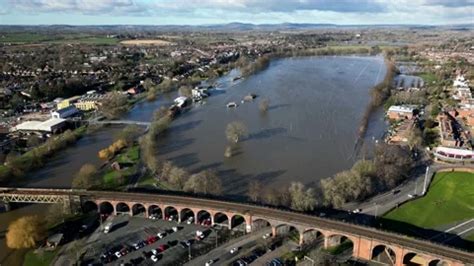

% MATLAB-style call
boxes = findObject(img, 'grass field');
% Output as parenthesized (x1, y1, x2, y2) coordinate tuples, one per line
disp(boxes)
(384, 171, 474, 229)
(23, 249, 58, 266)
(1, 33, 118, 45)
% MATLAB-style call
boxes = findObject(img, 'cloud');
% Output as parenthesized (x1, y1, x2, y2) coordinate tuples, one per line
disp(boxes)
(423, 0, 474, 7)
(8, 0, 148, 15)
(155, 0, 387, 13)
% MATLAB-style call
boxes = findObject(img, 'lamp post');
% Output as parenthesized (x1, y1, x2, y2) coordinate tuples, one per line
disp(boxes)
(422, 166, 429, 195)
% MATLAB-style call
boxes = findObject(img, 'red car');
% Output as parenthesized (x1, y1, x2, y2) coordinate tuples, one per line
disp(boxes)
(147, 236, 157, 244)
(157, 244, 168, 252)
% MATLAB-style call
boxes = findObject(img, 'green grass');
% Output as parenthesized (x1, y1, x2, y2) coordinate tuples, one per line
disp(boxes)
(1, 33, 52, 44)
(325, 240, 354, 255)
(384, 172, 474, 229)
(419, 72, 439, 85)
(116, 145, 139, 164)
(23, 249, 58, 266)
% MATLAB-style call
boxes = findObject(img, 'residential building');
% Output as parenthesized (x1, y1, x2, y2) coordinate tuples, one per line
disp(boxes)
(434, 146, 474, 163)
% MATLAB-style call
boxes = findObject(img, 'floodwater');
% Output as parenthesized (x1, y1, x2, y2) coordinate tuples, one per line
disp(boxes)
(0, 55, 387, 264)
(155, 55, 387, 194)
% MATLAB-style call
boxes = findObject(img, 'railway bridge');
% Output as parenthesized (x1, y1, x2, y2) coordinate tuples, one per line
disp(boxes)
(0, 187, 472, 266)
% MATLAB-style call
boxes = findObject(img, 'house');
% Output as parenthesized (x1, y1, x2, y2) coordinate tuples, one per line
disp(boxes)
(51, 106, 79, 119)
(126, 86, 143, 95)
(14, 118, 66, 133)
(387, 105, 417, 120)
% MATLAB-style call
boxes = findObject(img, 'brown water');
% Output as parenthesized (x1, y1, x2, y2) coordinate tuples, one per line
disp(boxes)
(155, 55, 387, 194)
(0, 55, 387, 264)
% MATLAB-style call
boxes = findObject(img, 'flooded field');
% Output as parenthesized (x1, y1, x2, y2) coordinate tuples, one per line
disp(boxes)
(156, 55, 387, 194)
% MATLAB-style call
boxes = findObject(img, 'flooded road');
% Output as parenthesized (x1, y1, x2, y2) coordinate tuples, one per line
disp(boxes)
(0, 55, 387, 264)
(156, 55, 387, 193)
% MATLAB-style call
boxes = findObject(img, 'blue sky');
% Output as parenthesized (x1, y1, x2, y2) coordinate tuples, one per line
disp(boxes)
(0, 0, 473, 25)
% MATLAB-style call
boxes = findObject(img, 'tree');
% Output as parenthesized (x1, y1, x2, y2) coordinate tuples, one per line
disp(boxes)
(167, 165, 189, 190)
(6, 215, 46, 249)
(408, 127, 423, 150)
(72, 164, 98, 189)
(226, 121, 248, 143)
(100, 93, 128, 119)
(178, 85, 192, 97)
(184, 170, 222, 195)
(259, 99, 269, 113)
(115, 125, 141, 145)
(247, 180, 263, 202)
(288, 182, 317, 211)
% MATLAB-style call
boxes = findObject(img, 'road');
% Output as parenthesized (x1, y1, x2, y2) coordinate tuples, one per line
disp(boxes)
(343, 163, 474, 217)
(185, 229, 271, 266)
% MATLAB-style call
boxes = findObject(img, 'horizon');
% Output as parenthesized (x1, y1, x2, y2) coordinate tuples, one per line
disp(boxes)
(0, 0, 473, 26)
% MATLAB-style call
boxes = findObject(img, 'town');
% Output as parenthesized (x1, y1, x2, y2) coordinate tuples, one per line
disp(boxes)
(0, 2, 473, 266)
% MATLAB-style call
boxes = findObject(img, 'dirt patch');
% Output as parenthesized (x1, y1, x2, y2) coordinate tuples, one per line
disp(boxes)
(120, 39, 175, 46)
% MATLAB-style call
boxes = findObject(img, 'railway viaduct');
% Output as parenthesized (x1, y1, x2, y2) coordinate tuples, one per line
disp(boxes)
(0, 187, 472, 266)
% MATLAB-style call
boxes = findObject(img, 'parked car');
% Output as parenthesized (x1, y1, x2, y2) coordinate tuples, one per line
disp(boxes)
(230, 247, 239, 254)
(151, 255, 159, 262)
(262, 233, 272, 239)
(206, 259, 215, 266)
(352, 208, 362, 213)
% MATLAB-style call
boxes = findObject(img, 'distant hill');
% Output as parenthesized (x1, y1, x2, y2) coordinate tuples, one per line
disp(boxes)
(0, 22, 472, 33)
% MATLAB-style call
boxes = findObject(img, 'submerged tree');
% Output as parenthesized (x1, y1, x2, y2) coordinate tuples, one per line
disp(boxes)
(226, 121, 248, 143)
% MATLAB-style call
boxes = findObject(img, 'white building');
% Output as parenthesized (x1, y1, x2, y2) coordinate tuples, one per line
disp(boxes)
(15, 118, 66, 133)
(51, 106, 79, 119)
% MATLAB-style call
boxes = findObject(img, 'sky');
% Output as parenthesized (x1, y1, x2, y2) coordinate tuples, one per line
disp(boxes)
(0, 0, 473, 25)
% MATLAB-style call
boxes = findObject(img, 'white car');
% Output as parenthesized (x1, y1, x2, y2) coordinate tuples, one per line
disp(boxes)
(172, 226, 179, 232)
(352, 208, 362, 213)
(151, 249, 158, 255)
(262, 233, 272, 239)
(187, 217, 194, 224)
(151, 255, 159, 262)
(230, 247, 239, 254)
(205, 259, 215, 266)
(114, 251, 122, 258)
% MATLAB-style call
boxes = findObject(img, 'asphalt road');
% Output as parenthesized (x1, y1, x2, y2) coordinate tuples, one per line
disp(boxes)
(185, 228, 271, 266)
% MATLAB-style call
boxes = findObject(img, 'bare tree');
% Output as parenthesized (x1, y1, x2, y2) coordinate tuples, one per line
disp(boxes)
(247, 180, 263, 202)
(288, 182, 317, 211)
(184, 170, 222, 195)
(72, 164, 98, 189)
(226, 121, 248, 143)
(259, 99, 269, 113)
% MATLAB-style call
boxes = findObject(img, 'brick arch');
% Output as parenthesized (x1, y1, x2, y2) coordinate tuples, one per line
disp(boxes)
(196, 209, 212, 225)
(230, 213, 247, 229)
(371, 244, 397, 265)
(147, 204, 162, 218)
(213, 212, 229, 225)
(163, 205, 179, 221)
(180, 208, 195, 223)
(82, 200, 98, 213)
(428, 259, 450, 266)
(300, 228, 325, 245)
(131, 203, 146, 216)
(97, 201, 114, 215)
(116, 202, 131, 214)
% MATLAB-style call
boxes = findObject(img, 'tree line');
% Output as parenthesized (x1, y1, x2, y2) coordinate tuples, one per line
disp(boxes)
(0, 127, 85, 184)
